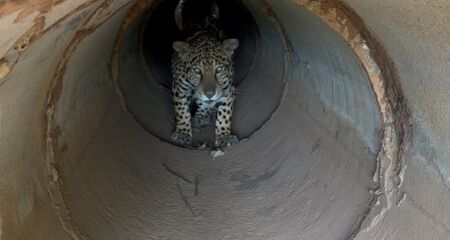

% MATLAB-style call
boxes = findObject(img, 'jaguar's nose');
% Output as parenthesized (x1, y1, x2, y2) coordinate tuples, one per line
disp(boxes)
(205, 90, 215, 99)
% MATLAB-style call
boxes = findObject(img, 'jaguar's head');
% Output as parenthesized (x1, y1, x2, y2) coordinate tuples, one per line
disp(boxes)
(173, 38, 239, 101)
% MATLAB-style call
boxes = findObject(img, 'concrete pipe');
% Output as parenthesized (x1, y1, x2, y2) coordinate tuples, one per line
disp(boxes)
(0, 0, 449, 239)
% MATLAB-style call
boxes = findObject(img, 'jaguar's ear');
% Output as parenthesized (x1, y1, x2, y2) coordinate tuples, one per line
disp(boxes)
(173, 41, 190, 56)
(223, 38, 239, 54)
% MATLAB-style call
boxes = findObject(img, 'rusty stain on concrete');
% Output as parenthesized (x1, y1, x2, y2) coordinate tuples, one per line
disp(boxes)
(291, 0, 411, 233)
(83, 0, 130, 30)
(0, 15, 44, 79)
(0, 58, 11, 79)
(43, 0, 95, 29)
(13, 16, 45, 52)
(43, 2, 138, 239)
(0, 11, 37, 58)
(43, 25, 96, 240)
(0, 0, 102, 83)
(0, 0, 56, 21)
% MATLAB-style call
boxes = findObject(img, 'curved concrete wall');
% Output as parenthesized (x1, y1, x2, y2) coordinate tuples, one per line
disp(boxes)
(0, 0, 448, 239)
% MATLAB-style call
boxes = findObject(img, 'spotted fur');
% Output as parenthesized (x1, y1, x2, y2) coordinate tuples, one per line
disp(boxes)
(171, 0, 239, 149)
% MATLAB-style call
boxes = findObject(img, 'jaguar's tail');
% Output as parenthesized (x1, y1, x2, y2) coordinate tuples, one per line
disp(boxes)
(175, 0, 220, 31)
(174, 0, 186, 31)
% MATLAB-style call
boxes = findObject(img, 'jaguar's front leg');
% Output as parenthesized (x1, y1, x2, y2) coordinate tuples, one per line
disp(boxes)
(171, 92, 193, 146)
(215, 94, 238, 149)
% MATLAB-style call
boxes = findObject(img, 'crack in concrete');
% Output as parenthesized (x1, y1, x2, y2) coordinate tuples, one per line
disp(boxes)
(176, 184, 196, 217)
(194, 175, 199, 196)
(162, 162, 192, 184)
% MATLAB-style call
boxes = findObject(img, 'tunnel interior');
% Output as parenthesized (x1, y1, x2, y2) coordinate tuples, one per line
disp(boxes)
(44, 0, 383, 238)
(5, 0, 439, 239)
(123, 0, 283, 145)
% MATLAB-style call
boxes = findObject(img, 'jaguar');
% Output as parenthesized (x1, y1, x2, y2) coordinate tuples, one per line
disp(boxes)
(171, 0, 239, 149)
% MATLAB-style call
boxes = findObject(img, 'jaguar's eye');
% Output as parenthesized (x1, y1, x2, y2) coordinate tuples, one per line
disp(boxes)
(216, 66, 223, 72)
(193, 67, 201, 74)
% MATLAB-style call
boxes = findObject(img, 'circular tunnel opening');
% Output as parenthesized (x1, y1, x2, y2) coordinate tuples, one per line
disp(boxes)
(44, 0, 385, 239)
(120, 0, 283, 146)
